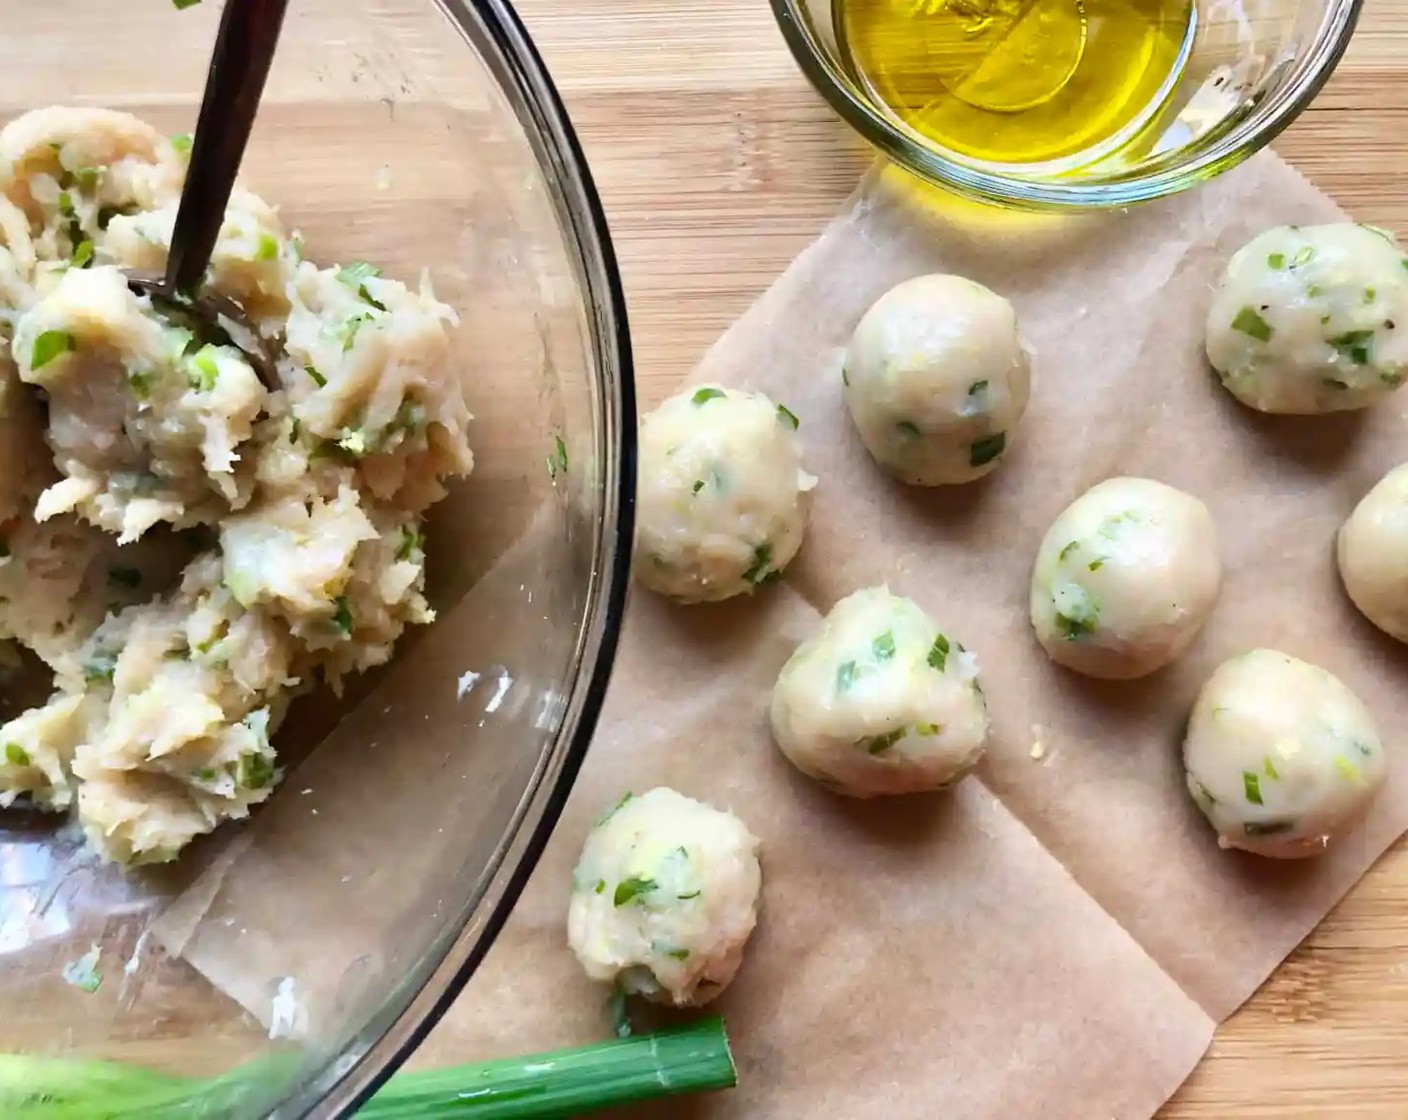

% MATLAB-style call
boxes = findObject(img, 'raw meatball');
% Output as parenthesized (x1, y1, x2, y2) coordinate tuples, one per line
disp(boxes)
(1030, 478, 1221, 680)
(634, 384, 815, 603)
(1205, 224, 1408, 413)
(1338, 462, 1408, 643)
(567, 787, 761, 1007)
(1184, 650, 1387, 858)
(770, 586, 988, 797)
(843, 274, 1031, 485)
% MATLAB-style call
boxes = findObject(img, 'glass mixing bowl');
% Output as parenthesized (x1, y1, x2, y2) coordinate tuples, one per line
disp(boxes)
(772, 0, 1363, 208)
(0, 0, 633, 1115)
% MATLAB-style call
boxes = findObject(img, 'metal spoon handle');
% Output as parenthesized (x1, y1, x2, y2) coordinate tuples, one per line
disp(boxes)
(166, 0, 290, 295)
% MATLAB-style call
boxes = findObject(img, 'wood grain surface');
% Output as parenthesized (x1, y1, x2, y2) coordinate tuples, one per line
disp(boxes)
(508, 1, 1408, 1114)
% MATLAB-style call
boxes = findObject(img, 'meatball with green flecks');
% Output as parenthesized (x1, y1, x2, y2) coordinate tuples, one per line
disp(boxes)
(770, 585, 988, 797)
(567, 787, 761, 1007)
(1030, 478, 1222, 680)
(1205, 224, 1408, 413)
(1183, 650, 1387, 858)
(1338, 462, 1408, 644)
(843, 274, 1031, 486)
(634, 384, 815, 603)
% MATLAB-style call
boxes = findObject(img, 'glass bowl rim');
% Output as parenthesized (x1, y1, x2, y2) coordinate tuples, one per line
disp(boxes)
(768, 0, 1365, 210)
(280, 0, 637, 1114)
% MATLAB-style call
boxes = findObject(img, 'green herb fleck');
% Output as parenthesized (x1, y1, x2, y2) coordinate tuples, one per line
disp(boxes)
(332, 596, 353, 636)
(5, 742, 30, 767)
(691, 387, 725, 406)
(1267, 252, 1285, 269)
(969, 432, 1006, 467)
(1056, 611, 1095, 640)
(677, 890, 701, 900)
(173, 0, 202, 9)
(238, 752, 274, 790)
(927, 633, 950, 672)
(83, 652, 116, 684)
(1244, 819, 1294, 837)
(189, 345, 221, 391)
(338, 261, 381, 287)
(968, 379, 990, 403)
(776, 403, 799, 429)
(57, 190, 74, 218)
(896, 421, 921, 438)
(170, 133, 194, 155)
(1334, 755, 1362, 783)
(1308, 285, 1323, 298)
(1088, 558, 1104, 571)
(1231, 306, 1273, 342)
(552, 434, 569, 477)
(599, 791, 634, 824)
(108, 567, 141, 590)
(1361, 224, 1397, 244)
(1291, 246, 1316, 268)
(396, 524, 424, 561)
(305, 364, 327, 388)
(74, 166, 102, 191)
(194, 767, 218, 783)
(255, 232, 279, 261)
(1242, 770, 1263, 805)
(1263, 756, 1280, 780)
(1365, 287, 1377, 304)
(31, 330, 75, 371)
(613, 877, 658, 907)
(593, 879, 606, 894)
(127, 366, 155, 400)
(666, 948, 691, 961)
(71, 239, 93, 268)
(864, 727, 905, 754)
(340, 312, 373, 351)
(1058, 541, 1079, 562)
(872, 630, 896, 661)
(835, 660, 858, 693)
(916, 722, 941, 736)
(1329, 329, 1374, 365)
(691, 479, 705, 494)
(841, 364, 850, 387)
(742, 542, 777, 586)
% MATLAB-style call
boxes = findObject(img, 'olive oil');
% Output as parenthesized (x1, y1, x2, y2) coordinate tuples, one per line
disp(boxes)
(836, 0, 1196, 167)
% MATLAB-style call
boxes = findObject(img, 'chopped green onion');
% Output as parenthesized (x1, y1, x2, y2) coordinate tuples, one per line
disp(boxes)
(189, 345, 221, 392)
(338, 260, 381, 286)
(613, 876, 657, 907)
(1231, 306, 1274, 342)
(169, 133, 194, 155)
(74, 166, 102, 192)
(927, 633, 950, 672)
(1056, 612, 1095, 640)
(70, 240, 94, 268)
(969, 432, 1006, 467)
(741, 542, 776, 586)
(691, 479, 705, 494)
(835, 660, 858, 693)
(776, 403, 799, 429)
(1329, 329, 1374, 366)
(332, 596, 353, 636)
(552, 434, 569, 476)
(1087, 559, 1103, 571)
(863, 727, 905, 754)
(916, 722, 941, 736)
(173, 0, 202, 8)
(1291, 246, 1315, 267)
(1242, 771, 1263, 805)
(396, 524, 424, 561)
(31, 330, 75, 371)
(841, 363, 850, 387)
(127, 366, 155, 400)
(57, 191, 74, 217)
(598, 791, 634, 825)
(1263, 756, 1280, 780)
(237, 752, 274, 791)
(666, 948, 690, 961)
(255, 232, 279, 261)
(967, 379, 990, 403)
(677, 889, 701, 900)
(340, 312, 373, 351)
(4, 742, 29, 767)
(1365, 287, 1377, 304)
(1244, 819, 1294, 837)
(593, 879, 606, 894)
(305, 364, 327, 388)
(1361, 224, 1397, 244)
(691, 386, 725, 406)
(1267, 252, 1285, 269)
(1334, 755, 1362, 783)
(871, 630, 896, 661)
(1058, 541, 1079, 562)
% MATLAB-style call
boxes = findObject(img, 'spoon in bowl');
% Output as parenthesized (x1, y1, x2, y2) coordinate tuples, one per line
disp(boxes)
(125, 0, 291, 388)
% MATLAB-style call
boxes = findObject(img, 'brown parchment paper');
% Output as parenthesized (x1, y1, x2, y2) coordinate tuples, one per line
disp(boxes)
(163, 151, 1408, 1118)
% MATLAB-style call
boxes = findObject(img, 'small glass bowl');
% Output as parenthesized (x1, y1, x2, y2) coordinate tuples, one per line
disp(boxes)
(770, 0, 1363, 209)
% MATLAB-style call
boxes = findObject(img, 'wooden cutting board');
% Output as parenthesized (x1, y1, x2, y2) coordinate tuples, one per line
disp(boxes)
(511, 0, 1408, 1114)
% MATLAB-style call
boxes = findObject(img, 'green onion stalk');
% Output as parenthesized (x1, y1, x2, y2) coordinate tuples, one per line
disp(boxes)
(0, 1016, 736, 1119)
